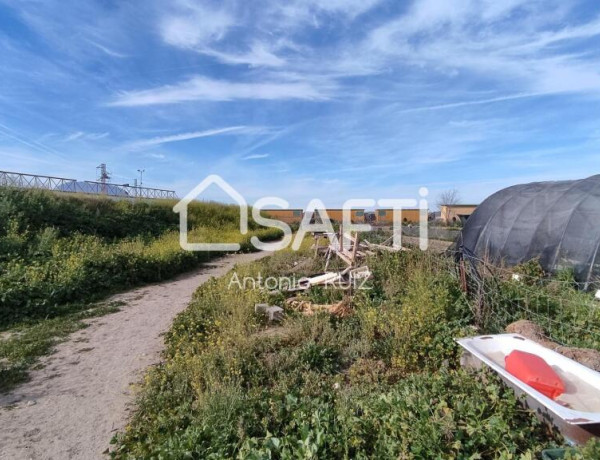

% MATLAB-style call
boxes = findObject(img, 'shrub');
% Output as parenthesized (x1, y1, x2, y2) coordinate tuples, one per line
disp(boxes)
(0, 189, 282, 328)
(564, 438, 600, 459)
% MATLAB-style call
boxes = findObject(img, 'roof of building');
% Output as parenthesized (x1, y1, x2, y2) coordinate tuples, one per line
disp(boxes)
(441, 204, 478, 207)
(262, 208, 303, 211)
(55, 181, 130, 197)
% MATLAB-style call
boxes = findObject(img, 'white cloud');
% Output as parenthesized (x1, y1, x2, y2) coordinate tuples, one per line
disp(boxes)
(361, 0, 600, 96)
(126, 126, 268, 149)
(157, 0, 382, 68)
(65, 131, 85, 141)
(276, 0, 383, 25)
(64, 131, 109, 142)
(160, 3, 233, 48)
(201, 43, 286, 68)
(369, 0, 530, 42)
(394, 92, 547, 114)
(87, 40, 128, 58)
(243, 153, 270, 160)
(109, 76, 333, 106)
(0, 122, 67, 161)
(87, 132, 109, 140)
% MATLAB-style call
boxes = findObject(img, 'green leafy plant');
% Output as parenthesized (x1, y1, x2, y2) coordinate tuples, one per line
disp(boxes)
(112, 250, 567, 459)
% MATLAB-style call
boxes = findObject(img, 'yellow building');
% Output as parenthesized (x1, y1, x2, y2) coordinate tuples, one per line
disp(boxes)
(375, 208, 422, 225)
(440, 204, 477, 224)
(313, 209, 365, 223)
(261, 209, 303, 224)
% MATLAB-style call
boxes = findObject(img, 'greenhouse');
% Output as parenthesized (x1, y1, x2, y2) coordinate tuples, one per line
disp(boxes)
(458, 175, 600, 288)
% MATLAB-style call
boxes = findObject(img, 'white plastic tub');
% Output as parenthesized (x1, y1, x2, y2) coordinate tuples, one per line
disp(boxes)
(456, 334, 600, 444)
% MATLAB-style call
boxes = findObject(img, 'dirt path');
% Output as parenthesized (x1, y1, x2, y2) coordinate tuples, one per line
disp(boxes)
(0, 251, 271, 460)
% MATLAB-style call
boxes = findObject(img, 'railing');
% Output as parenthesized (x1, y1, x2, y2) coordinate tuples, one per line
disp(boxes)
(0, 170, 177, 200)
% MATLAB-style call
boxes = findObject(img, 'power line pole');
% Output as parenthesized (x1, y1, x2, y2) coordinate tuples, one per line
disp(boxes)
(137, 169, 145, 187)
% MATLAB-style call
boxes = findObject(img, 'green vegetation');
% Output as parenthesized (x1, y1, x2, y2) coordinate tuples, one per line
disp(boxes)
(0, 188, 281, 391)
(4, 191, 598, 457)
(112, 249, 579, 459)
(563, 438, 600, 459)
(475, 259, 600, 350)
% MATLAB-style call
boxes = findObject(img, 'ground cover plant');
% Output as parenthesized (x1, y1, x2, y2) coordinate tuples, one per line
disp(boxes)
(0, 188, 281, 390)
(112, 247, 594, 459)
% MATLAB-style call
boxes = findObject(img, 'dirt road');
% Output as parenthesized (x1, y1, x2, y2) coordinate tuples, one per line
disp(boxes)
(0, 251, 271, 460)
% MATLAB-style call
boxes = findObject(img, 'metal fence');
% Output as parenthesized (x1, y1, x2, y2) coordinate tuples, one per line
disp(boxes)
(0, 170, 177, 200)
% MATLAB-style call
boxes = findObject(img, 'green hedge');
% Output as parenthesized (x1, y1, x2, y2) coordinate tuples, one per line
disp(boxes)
(0, 189, 281, 327)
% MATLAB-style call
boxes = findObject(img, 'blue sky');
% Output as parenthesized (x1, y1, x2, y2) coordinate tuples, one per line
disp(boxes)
(1, 0, 600, 207)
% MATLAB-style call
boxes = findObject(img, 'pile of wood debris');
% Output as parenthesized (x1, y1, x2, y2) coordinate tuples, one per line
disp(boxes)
(284, 297, 353, 318)
(313, 227, 405, 274)
(257, 227, 412, 322)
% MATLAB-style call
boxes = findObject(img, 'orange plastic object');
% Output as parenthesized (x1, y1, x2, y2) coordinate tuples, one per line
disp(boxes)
(505, 350, 565, 400)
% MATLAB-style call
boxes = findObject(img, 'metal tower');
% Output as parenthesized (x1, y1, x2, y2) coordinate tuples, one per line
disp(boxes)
(96, 163, 110, 194)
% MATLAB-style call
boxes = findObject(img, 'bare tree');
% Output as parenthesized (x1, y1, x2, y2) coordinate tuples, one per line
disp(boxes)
(437, 189, 461, 223)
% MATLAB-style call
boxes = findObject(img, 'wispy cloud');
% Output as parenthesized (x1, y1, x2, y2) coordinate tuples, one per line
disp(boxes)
(200, 43, 286, 68)
(159, 3, 233, 49)
(362, 0, 600, 95)
(87, 40, 128, 58)
(3, 0, 600, 206)
(0, 122, 67, 161)
(243, 153, 270, 160)
(88, 132, 109, 140)
(64, 131, 109, 142)
(273, 0, 384, 27)
(64, 131, 85, 141)
(394, 92, 549, 114)
(158, 0, 382, 68)
(108, 76, 333, 106)
(125, 126, 268, 149)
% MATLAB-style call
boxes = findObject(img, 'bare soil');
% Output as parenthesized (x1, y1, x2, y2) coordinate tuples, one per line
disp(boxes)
(506, 319, 600, 371)
(0, 251, 271, 460)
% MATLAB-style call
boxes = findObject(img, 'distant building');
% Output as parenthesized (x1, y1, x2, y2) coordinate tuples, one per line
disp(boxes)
(310, 209, 365, 224)
(429, 211, 441, 221)
(440, 204, 478, 224)
(375, 208, 422, 225)
(327, 209, 365, 223)
(261, 209, 304, 224)
(364, 211, 376, 223)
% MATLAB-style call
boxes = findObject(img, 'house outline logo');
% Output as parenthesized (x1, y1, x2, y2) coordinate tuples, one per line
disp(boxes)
(173, 174, 248, 251)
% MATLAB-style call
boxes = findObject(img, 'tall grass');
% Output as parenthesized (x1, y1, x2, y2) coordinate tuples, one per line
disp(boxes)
(0, 188, 251, 241)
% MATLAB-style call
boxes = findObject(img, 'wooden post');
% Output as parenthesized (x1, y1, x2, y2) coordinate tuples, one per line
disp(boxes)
(351, 232, 360, 266)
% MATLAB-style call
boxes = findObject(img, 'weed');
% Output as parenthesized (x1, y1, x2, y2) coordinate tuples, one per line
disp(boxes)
(112, 250, 566, 458)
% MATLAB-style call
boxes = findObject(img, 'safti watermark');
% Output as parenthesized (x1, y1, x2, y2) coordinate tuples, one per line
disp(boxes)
(174, 174, 430, 252)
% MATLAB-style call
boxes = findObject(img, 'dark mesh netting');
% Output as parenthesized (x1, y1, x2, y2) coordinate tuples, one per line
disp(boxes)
(457, 175, 600, 287)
